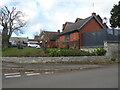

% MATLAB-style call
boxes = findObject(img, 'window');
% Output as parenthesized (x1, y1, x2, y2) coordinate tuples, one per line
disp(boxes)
(65, 34, 70, 40)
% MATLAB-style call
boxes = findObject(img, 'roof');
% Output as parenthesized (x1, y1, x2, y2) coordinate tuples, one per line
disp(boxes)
(60, 15, 104, 35)
(62, 22, 74, 30)
(65, 22, 74, 24)
(34, 36, 40, 41)
(9, 37, 28, 43)
(40, 31, 59, 41)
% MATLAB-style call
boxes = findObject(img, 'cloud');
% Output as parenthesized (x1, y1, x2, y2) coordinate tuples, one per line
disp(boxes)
(29, 23, 42, 33)
(36, 0, 57, 10)
(0, 0, 119, 38)
(0, 0, 11, 6)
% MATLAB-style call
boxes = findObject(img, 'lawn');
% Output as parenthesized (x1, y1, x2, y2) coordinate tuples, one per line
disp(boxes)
(2, 47, 42, 56)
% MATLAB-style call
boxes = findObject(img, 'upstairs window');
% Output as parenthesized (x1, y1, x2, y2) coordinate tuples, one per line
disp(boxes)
(65, 34, 70, 41)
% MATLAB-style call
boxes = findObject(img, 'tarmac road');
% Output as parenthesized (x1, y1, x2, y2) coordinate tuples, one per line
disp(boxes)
(2, 64, 118, 88)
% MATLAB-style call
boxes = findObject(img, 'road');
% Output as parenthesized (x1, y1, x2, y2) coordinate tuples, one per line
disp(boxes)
(2, 64, 118, 88)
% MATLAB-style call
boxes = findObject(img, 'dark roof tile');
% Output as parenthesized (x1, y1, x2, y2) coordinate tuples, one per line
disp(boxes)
(61, 16, 92, 34)
(40, 31, 59, 41)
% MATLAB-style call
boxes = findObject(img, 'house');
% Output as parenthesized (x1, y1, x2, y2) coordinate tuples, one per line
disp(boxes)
(34, 36, 41, 41)
(9, 37, 28, 46)
(39, 30, 60, 48)
(58, 12, 108, 49)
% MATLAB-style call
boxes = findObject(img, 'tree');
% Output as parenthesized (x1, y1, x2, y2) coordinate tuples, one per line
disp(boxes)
(0, 6, 26, 49)
(110, 1, 120, 28)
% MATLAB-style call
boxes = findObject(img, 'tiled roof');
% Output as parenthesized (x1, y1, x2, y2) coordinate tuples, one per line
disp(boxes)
(40, 31, 59, 41)
(61, 16, 92, 34)
(61, 15, 104, 35)
(66, 22, 74, 24)
(9, 37, 28, 43)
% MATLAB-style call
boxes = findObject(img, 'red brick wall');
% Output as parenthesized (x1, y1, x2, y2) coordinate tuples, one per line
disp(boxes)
(59, 32, 79, 48)
(59, 35, 65, 42)
(79, 18, 103, 47)
(59, 35, 65, 48)
(47, 41, 57, 48)
(69, 32, 79, 49)
(70, 32, 79, 41)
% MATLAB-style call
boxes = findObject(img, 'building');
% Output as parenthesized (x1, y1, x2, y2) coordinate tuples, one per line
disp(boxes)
(58, 12, 107, 49)
(9, 37, 28, 45)
(39, 30, 60, 48)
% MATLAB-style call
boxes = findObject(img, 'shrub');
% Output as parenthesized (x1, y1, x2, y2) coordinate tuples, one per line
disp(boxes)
(91, 48, 106, 56)
(17, 41, 23, 49)
(49, 48, 92, 57)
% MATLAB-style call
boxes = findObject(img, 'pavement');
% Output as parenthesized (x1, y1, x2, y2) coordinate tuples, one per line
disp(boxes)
(2, 64, 118, 88)
(2, 61, 105, 71)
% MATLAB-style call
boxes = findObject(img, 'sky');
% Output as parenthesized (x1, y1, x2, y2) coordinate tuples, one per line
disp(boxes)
(0, 0, 119, 39)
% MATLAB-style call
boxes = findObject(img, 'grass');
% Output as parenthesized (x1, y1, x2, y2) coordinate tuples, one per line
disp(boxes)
(2, 47, 42, 56)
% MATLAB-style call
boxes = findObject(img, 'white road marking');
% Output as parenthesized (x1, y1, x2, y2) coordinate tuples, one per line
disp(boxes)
(26, 73, 40, 76)
(45, 72, 52, 74)
(4, 71, 54, 79)
(4, 73, 20, 76)
(25, 72, 34, 74)
(5, 75, 21, 78)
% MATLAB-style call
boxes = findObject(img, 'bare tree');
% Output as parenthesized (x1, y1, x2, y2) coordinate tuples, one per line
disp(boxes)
(0, 6, 26, 49)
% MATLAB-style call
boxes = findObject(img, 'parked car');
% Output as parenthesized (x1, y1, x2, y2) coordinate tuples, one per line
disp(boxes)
(10, 42, 17, 47)
(36, 45, 41, 49)
(28, 44, 41, 48)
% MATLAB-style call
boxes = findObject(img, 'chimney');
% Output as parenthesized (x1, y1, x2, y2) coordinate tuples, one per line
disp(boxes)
(92, 12, 96, 16)
(57, 30, 60, 34)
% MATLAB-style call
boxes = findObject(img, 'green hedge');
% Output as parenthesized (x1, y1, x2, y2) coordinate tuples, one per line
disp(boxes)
(49, 48, 106, 57)
(90, 48, 107, 56)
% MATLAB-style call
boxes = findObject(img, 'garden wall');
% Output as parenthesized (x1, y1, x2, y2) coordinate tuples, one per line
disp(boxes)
(81, 41, 120, 61)
(104, 41, 120, 59)
(1, 56, 112, 64)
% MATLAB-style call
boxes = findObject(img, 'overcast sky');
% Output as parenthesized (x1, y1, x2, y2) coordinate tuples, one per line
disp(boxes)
(0, 0, 119, 39)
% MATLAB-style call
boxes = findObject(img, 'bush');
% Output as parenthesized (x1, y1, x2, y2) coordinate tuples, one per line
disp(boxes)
(49, 48, 92, 57)
(91, 48, 106, 56)
(17, 44, 23, 49)
(48, 48, 107, 57)
(17, 41, 23, 49)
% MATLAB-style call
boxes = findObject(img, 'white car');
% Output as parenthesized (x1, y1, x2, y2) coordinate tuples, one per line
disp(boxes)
(28, 44, 41, 48)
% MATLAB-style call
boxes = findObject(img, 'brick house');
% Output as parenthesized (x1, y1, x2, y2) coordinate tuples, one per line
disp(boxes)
(39, 30, 60, 48)
(58, 13, 108, 49)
